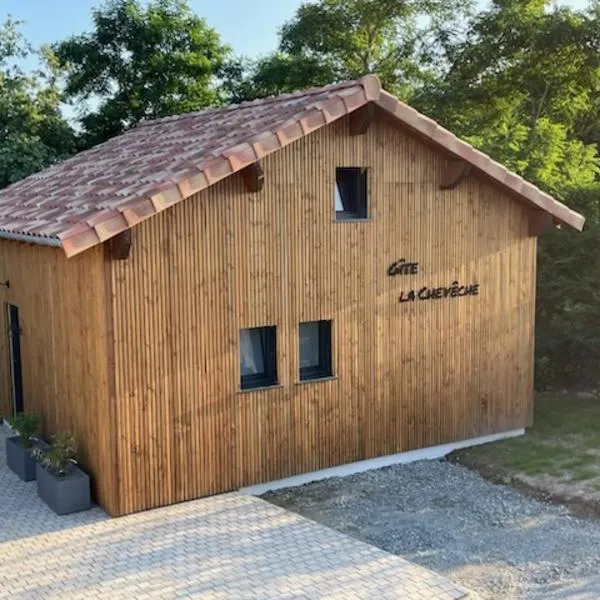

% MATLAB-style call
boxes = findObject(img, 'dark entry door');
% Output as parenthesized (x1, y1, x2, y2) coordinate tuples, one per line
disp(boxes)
(6, 304, 23, 414)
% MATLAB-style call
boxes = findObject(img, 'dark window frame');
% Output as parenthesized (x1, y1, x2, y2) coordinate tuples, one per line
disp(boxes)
(240, 326, 277, 390)
(335, 167, 368, 220)
(299, 320, 333, 381)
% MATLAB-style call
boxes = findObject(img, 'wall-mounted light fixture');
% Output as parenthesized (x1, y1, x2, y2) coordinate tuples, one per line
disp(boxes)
(0, 280, 10, 289)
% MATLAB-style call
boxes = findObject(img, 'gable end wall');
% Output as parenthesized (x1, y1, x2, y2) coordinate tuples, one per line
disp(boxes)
(108, 114, 537, 516)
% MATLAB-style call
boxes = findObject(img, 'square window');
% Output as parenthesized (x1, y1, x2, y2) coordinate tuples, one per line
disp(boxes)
(240, 326, 277, 390)
(335, 167, 368, 220)
(299, 320, 332, 381)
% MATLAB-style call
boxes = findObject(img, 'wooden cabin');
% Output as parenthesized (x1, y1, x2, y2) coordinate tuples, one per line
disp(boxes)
(0, 75, 584, 516)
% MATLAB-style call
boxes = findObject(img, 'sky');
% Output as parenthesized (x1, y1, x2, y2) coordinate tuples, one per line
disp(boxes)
(0, 0, 593, 65)
(0, 0, 592, 79)
(0, 0, 304, 61)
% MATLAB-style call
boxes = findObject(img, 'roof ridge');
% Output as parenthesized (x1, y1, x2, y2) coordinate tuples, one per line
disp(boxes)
(135, 78, 364, 129)
(0, 74, 584, 258)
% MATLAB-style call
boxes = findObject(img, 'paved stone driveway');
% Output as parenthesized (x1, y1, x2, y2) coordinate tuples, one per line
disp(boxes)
(0, 426, 470, 599)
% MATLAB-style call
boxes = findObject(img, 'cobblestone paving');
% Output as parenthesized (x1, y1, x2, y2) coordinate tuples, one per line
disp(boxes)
(0, 425, 470, 599)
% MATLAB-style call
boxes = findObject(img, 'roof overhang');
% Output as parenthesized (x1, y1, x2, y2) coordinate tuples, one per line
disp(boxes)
(0, 74, 585, 258)
(374, 90, 585, 232)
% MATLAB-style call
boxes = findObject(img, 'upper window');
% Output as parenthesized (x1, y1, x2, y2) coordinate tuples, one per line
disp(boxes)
(335, 167, 368, 220)
(299, 320, 332, 381)
(240, 326, 277, 390)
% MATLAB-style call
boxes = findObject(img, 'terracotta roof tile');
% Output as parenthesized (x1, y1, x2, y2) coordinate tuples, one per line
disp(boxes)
(0, 74, 584, 257)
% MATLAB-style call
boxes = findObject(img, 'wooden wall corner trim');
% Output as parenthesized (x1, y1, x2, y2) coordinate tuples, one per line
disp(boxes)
(242, 162, 265, 193)
(528, 209, 554, 237)
(440, 159, 472, 190)
(103, 244, 121, 516)
(349, 102, 376, 136)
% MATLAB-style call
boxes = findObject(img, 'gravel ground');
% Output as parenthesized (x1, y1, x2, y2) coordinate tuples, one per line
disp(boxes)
(262, 460, 600, 599)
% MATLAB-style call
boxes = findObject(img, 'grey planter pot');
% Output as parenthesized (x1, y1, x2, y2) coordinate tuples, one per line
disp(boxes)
(35, 462, 91, 515)
(5, 436, 37, 481)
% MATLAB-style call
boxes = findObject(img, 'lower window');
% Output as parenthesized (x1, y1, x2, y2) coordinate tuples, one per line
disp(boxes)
(299, 320, 332, 381)
(240, 326, 277, 390)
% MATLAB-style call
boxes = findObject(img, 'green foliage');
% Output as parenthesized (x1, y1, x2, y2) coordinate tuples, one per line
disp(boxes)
(410, 0, 600, 389)
(0, 18, 75, 189)
(414, 0, 600, 185)
(452, 393, 600, 495)
(9, 413, 40, 448)
(536, 185, 600, 390)
(53, 0, 230, 146)
(462, 116, 599, 194)
(221, 54, 337, 104)
(224, 0, 474, 102)
(38, 432, 77, 477)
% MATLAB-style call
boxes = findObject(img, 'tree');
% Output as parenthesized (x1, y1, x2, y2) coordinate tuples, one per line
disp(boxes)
(418, 0, 600, 389)
(0, 18, 75, 189)
(224, 0, 473, 103)
(54, 0, 230, 147)
(221, 54, 337, 105)
(415, 0, 600, 192)
(536, 184, 600, 390)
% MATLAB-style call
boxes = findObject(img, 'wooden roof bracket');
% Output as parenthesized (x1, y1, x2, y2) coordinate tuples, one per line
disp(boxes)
(440, 159, 472, 190)
(108, 229, 132, 260)
(349, 102, 376, 136)
(528, 209, 554, 237)
(242, 161, 264, 193)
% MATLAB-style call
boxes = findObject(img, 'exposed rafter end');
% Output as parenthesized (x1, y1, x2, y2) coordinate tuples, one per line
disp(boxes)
(242, 162, 264, 193)
(529, 210, 554, 237)
(108, 229, 132, 260)
(440, 159, 472, 190)
(349, 102, 376, 136)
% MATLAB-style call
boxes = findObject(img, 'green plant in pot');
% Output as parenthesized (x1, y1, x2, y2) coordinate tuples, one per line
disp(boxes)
(38, 432, 76, 476)
(5, 413, 41, 481)
(34, 432, 91, 515)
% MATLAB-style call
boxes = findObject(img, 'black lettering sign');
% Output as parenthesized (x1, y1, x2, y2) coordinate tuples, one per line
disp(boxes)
(399, 281, 480, 303)
(388, 259, 419, 276)
(399, 290, 416, 303)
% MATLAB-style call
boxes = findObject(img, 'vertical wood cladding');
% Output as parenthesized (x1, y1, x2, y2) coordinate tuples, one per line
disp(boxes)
(109, 115, 536, 515)
(0, 243, 117, 513)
